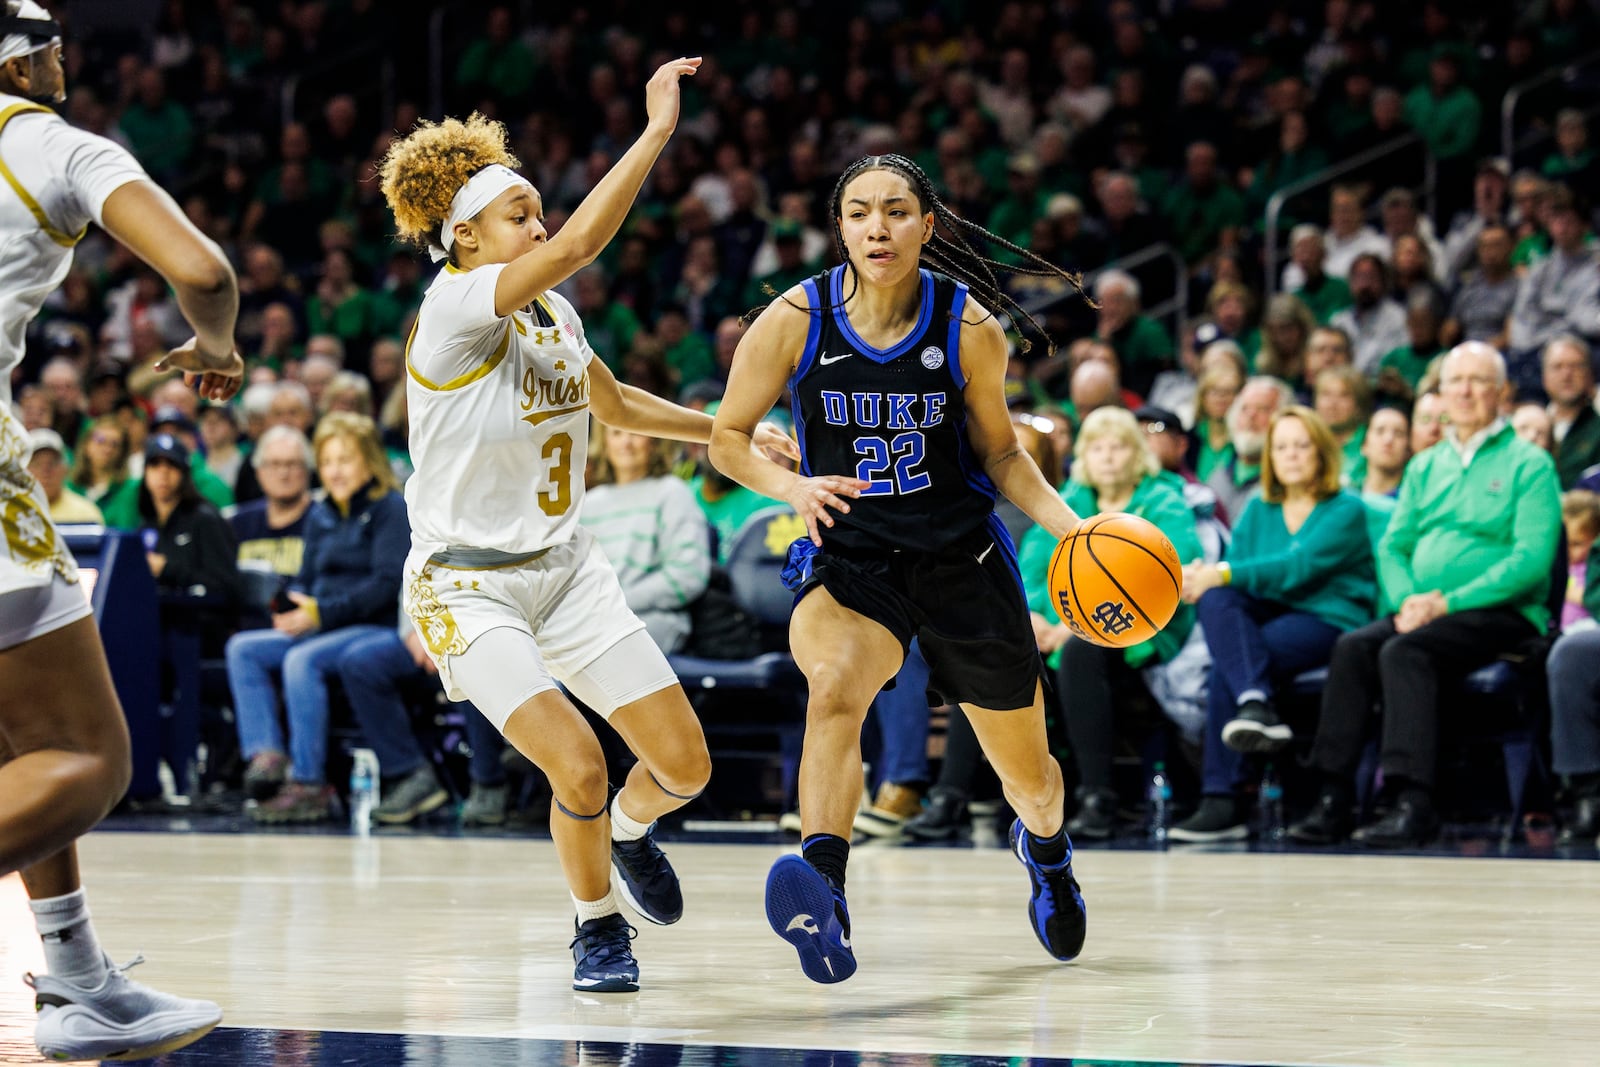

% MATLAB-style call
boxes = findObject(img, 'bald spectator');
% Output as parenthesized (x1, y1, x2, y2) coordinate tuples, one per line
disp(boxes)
(1543, 336, 1600, 488)
(1294, 343, 1559, 848)
(1069, 360, 1121, 422)
(1205, 376, 1295, 520)
(1092, 270, 1175, 398)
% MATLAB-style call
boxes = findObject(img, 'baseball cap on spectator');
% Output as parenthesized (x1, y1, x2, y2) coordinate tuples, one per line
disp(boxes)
(771, 219, 803, 243)
(150, 405, 197, 435)
(145, 433, 190, 468)
(26, 427, 66, 462)
(1135, 405, 1183, 436)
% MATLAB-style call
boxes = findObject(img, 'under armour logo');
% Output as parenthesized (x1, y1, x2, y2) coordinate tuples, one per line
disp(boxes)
(786, 914, 819, 936)
(1091, 600, 1136, 637)
(532, 329, 556, 345)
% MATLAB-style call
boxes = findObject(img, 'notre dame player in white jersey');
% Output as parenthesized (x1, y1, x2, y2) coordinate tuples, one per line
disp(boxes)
(379, 58, 796, 993)
(0, 2, 243, 1060)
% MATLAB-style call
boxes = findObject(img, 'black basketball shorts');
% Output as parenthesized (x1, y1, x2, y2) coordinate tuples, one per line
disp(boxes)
(784, 515, 1043, 710)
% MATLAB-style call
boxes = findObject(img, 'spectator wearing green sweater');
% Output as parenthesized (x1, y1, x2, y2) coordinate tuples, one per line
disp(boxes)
(1018, 408, 1203, 840)
(1171, 407, 1376, 841)
(1297, 343, 1561, 849)
(581, 427, 712, 655)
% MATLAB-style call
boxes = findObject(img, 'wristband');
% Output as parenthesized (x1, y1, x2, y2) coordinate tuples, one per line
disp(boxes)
(1217, 562, 1232, 586)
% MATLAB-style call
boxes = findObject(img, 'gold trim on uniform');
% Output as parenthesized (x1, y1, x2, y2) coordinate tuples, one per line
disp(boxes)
(405, 316, 514, 392)
(0, 103, 89, 248)
(405, 567, 468, 658)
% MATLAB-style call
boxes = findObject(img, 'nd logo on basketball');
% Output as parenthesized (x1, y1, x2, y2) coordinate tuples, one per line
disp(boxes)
(1091, 600, 1136, 638)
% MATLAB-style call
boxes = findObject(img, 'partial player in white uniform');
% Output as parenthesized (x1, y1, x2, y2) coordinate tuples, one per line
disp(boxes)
(0, 3, 243, 1060)
(379, 59, 797, 993)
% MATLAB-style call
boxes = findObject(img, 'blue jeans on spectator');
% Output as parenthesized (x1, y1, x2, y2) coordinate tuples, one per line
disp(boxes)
(864, 638, 932, 791)
(1547, 626, 1600, 778)
(464, 707, 507, 787)
(227, 625, 390, 784)
(1197, 587, 1342, 796)
(336, 630, 433, 781)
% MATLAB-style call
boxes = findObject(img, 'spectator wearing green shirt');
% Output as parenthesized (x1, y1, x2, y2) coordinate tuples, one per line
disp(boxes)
(1541, 109, 1596, 192)
(1296, 343, 1561, 848)
(1092, 270, 1175, 399)
(570, 266, 642, 375)
(1403, 51, 1482, 163)
(1187, 345, 1247, 488)
(305, 249, 378, 359)
(118, 67, 192, 181)
(1287, 226, 1353, 325)
(1161, 141, 1246, 268)
(985, 154, 1049, 265)
(1017, 408, 1203, 839)
(655, 304, 715, 390)
(453, 6, 536, 110)
(1375, 292, 1446, 405)
(1173, 407, 1377, 841)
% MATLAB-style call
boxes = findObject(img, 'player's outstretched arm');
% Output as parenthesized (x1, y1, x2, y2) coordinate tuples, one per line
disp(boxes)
(588, 357, 797, 456)
(100, 180, 242, 400)
(959, 309, 1079, 541)
(492, 57, 700, 317)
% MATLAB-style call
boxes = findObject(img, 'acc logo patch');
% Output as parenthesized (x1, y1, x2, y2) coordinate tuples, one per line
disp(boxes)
(920, 346, 945, 370)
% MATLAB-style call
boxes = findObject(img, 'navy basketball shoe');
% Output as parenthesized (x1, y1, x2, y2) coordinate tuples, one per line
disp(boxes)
(1009, 817, 1088, 961)
(612, 823, 684, 925)
(764, 854, 856, 984)
(570, 914, 640, 992)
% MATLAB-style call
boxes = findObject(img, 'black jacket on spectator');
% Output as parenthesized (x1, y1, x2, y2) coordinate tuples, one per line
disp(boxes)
(144, 497, 243, 649)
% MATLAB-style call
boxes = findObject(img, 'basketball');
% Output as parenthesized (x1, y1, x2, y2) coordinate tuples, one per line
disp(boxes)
(1047, 512, 1183, 649)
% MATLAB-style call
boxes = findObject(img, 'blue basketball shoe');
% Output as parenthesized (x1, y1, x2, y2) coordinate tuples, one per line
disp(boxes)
(612, 823, 683, 925)
(570, 914, 640, 992)
(1009, 817, 1087, 961)
(765, 855, 856, 984)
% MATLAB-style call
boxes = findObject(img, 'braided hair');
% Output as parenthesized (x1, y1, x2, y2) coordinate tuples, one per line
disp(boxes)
(773, 154, 1091, 358)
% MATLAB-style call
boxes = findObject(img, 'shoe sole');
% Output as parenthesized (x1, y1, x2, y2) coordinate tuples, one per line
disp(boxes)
(851, 810, 908, 838)
(765, 855, 856, 984)
(571, 975, 639, 993)
(901, 822, 962, 841)
(612, 861, 682, 926)
(1168, 823, 1250, 843)
(39, 1011, 221, 1062)
(1221, 719, 1292, 753)
(374, 788, 451, 825)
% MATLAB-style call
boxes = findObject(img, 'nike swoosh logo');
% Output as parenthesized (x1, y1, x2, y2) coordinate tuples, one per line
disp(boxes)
(818, 352, 852, 365)
(976, 543, 995, 564)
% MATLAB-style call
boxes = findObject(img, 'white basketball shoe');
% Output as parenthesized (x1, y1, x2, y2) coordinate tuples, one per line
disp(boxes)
(27, 954, 222, 1062)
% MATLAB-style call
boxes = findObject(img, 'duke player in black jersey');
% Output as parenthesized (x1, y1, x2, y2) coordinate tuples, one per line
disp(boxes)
(709, 154, 1092, 983)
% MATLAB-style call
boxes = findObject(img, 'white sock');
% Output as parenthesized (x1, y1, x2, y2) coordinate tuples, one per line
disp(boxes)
(610, 794, 653, 842)
(30, 888, 109, 987)
(573, 889, 620, 925)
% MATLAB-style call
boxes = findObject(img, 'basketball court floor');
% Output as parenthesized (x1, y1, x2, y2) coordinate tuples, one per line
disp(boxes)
(1, 820, 1596, 1066)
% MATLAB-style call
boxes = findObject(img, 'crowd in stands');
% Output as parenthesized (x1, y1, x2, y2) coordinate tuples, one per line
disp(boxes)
(9, 1, 1600, 845)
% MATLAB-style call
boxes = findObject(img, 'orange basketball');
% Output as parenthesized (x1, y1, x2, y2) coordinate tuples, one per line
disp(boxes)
(1046, 512, 1183, 649)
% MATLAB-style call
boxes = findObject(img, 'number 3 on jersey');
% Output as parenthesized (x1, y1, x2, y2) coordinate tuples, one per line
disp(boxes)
(853, 432, 931, 496)
(538, 431, 573, 516)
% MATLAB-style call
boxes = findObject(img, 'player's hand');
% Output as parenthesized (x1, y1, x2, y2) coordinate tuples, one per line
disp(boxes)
(403, 628, 438, 674)
(752, 421, 800, 464)
(785, 473, 868, 547)
(157, 337, 245, 402)
(643, 56, 701, 136)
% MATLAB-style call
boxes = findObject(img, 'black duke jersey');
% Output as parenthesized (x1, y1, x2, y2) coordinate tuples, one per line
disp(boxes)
(788, 266, 998, 554)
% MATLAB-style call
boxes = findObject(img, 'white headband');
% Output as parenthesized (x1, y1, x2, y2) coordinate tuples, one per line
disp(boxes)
(432, 163, 533, 263)
(0, 1, 59, 66)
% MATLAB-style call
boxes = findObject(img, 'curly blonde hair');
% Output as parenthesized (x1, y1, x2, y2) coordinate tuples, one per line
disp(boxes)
(378, 113, 520, 251)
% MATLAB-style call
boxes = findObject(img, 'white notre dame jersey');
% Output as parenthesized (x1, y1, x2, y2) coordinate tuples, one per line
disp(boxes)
(404, 262, 595, 556)
(0, 91, 147, 600)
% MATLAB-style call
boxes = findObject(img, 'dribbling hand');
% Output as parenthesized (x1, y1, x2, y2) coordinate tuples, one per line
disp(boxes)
(644, 56, 701, 137)
(157, 337, 245, 402)
(786, 474, 869, 547)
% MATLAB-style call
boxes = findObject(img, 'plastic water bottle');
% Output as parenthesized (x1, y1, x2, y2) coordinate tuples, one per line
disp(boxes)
(1259, 762, 1286, 843)
(349, 749, 379, 834)
(1148, 761, 1172, 844)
